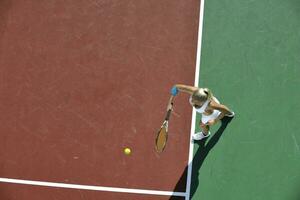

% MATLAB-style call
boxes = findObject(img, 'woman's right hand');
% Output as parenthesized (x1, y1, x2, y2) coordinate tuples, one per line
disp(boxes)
(170, 86, 179, 96)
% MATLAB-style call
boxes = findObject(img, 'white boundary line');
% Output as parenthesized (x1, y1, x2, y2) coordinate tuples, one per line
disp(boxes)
(185, 0, 205, 199)
(0, 178, 186, 197)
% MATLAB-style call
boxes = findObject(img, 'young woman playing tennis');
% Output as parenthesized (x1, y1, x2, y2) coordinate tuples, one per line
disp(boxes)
(169, 84, 234, 140)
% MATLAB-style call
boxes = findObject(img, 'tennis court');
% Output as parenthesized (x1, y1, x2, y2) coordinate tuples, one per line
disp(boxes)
(0, 0, 299, 200)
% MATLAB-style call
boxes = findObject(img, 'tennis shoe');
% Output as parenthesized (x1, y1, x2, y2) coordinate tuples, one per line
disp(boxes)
(226, 111, 235, 117)
(192, 131, 210, 141)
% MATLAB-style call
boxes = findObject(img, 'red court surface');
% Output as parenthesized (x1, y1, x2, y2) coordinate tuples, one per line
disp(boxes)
(0, 0, 200, 199)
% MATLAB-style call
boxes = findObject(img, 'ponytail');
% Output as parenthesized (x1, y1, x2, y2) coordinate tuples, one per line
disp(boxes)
(203, 88, 213, 100)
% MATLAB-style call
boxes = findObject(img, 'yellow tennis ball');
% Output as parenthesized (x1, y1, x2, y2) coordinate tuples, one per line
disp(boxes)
(124, 147, 131, 155)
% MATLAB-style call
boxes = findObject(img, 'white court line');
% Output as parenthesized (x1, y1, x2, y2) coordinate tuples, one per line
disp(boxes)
(185, 0, 206, 199)
(0, 178, 186, 197)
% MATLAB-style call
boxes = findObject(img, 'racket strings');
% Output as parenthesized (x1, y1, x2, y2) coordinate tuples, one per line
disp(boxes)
(155, 126, 168, 152)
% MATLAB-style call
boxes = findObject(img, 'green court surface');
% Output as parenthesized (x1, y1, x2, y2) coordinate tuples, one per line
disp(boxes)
(191, 0, 300, 199)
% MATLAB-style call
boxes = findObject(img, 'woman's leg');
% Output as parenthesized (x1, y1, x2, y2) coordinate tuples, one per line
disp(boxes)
(200, 122, 210, 135)
(192, 122, 211, 140)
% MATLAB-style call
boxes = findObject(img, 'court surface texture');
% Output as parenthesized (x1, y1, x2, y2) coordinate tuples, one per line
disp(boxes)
(0, 0, 299, 200)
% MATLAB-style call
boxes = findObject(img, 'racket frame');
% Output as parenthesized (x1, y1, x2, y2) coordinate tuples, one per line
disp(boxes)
(155, 108, 172, 153)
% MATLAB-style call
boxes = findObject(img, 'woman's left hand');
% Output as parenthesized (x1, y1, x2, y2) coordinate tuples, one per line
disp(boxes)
(207, 119, 218, 126)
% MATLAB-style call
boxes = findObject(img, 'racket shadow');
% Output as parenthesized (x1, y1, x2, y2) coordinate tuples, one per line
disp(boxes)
(169, 116, 234, 200)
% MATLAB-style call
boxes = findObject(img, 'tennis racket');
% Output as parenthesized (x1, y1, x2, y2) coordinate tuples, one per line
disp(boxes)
(155, 107, 172, 153)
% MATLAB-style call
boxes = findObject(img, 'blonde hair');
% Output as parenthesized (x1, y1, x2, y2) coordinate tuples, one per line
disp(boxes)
(191, 88, 213, 102)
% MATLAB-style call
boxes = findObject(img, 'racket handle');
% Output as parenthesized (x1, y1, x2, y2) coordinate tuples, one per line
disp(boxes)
(165, 109, 172, 121)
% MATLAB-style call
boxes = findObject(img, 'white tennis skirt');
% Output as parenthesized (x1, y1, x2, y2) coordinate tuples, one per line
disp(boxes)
(201, 110, 221, 124)
(201, 97, 221, 124)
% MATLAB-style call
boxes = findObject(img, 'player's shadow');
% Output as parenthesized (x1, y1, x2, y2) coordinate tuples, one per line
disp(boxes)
(169, 116, 234, 200)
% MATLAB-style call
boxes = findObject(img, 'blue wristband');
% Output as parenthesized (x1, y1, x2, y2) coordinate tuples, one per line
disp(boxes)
(170, 86, 179, 96)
